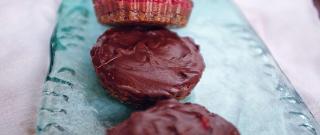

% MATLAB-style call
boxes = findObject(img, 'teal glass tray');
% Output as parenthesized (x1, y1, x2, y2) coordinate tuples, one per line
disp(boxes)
(36, 0, 320, 135)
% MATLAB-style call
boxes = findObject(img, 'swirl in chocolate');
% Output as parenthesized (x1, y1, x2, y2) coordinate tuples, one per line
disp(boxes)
(107, 99, 240, 135)
(91, 27, 205, 106)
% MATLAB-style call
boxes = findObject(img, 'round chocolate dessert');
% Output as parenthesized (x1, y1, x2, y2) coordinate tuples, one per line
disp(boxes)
(107, 99, 240, 135)
(93, 0, 193, 27)
(90, 27, 205, 106)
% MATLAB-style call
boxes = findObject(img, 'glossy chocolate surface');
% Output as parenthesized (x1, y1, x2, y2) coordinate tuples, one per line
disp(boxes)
(108, 99, 240, 135)
(91, 27, 205, 105)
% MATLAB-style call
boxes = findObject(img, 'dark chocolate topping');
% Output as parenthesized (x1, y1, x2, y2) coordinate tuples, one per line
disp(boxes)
(91, 27, 205, 105)
(108, 99, 240, 135)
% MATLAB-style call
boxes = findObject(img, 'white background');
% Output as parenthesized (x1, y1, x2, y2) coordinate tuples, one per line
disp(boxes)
(0, 0, 319, 134)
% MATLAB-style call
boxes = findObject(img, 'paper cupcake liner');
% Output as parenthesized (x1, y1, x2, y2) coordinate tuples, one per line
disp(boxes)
(93, 0, 193, 27)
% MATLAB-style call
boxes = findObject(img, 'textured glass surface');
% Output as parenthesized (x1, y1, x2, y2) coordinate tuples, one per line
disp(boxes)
(36, 0, 320, 135)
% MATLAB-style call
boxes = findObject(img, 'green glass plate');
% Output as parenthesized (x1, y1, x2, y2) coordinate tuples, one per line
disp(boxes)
(36, 0, 320, 135)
